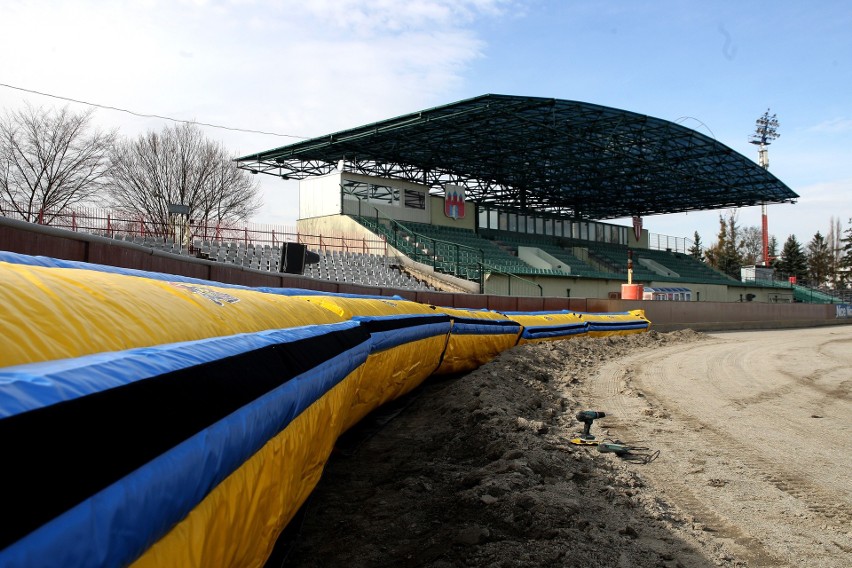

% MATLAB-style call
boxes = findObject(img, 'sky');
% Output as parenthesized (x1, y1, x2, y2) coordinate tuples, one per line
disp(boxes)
(1, 0, 850, 248)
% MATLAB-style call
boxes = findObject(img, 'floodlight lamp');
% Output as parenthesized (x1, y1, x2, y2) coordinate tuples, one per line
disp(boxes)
(750, 109, 780, 146)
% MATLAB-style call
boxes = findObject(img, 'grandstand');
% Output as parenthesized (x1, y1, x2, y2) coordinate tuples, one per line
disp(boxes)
(351, 217, 744, 291)
(73, 232, 435, 291)
(304, 249, 432, 290)
(5, 94, 810, 302)
(238, 94, 803, 303)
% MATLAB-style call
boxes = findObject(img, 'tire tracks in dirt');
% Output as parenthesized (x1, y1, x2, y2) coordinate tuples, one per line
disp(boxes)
(582, 328, 852, 568)
(589, 344, 785, 567)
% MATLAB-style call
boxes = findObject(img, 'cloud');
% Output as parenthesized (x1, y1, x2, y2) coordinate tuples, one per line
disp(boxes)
(793, 178, 852, 204)
(807, 117, 852, 134)
(0, 0, 512, 224)
(301, 0, 510, 34)
(0, 0, 506, 131)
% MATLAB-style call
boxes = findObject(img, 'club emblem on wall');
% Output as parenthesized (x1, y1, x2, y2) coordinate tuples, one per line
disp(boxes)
(632, 216, 643, 241)
(444, 185, 465, 220)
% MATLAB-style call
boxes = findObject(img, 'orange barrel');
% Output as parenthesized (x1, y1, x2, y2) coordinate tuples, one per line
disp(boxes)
(621, 283, 644, 300)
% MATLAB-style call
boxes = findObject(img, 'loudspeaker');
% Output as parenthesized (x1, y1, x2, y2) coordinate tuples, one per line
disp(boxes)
(281, 242, 307, 274)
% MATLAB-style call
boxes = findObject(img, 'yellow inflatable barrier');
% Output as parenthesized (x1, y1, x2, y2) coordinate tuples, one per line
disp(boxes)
(0, 261, 343, 367)
(431, 307, 522, 374)
(294, 295, 453, 430)
(131, 363, 365, 568)
(0, 253, 652, 568)
(578, 309, 651, 337)
(500, 310, 589, 345)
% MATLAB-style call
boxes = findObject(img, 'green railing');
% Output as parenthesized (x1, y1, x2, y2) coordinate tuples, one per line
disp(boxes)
(750, 278, 844, 304)
(792, 284, 844, 304)
(351, 201, 543, 296)
(351, 202, 483, 288)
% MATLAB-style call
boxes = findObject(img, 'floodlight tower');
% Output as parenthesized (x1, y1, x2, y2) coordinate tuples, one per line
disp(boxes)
(749, 109, 780, 267)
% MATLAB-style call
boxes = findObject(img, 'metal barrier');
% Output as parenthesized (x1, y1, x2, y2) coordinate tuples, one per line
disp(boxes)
(0, 207, 387, 256)
(647, 233, 692, 254)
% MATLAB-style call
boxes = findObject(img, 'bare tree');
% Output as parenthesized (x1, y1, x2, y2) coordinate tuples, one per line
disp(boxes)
(107, 123, 261, 239)
(738, 225, 764, 266)
(826, 216, 844, 287)
(0, 105, 115, 222)
(841, 219, 852, 288)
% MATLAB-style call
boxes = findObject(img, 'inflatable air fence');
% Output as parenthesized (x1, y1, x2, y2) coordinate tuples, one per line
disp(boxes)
(500, 309, 651, 343)
(292, 295, 453, 430)
(0, 254, 649, 567)
(430, 307, 522, 374)
(577, 310, 652, 336)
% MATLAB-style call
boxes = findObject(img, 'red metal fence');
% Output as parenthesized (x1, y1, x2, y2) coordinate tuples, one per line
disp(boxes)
(0, 205, 388, 255)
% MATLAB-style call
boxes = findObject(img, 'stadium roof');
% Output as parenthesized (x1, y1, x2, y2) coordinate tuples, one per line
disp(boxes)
(237, 94, 798, 220)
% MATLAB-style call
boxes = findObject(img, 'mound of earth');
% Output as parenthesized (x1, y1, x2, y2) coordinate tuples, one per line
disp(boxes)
(271, 330, 739, 568)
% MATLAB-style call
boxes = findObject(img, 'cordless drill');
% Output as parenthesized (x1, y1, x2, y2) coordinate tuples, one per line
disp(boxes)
(575, 410, 606, 440)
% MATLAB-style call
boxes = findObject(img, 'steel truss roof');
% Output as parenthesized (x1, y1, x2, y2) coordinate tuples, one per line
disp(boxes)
(237, 94, 797, 220)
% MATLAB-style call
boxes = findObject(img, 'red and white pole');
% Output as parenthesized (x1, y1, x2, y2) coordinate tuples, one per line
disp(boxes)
(762, 204, 769, 266)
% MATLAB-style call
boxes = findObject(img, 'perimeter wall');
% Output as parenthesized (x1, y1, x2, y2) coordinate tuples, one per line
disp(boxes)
(2, 216, 847, 332)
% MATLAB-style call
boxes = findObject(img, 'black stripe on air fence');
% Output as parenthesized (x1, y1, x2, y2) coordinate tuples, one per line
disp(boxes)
(355, 314, 450, 335)
(525, 323, 587, 334)
(0, 325, 370, 550)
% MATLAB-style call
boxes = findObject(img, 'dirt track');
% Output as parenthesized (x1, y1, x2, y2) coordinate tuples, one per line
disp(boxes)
(275, 326, 852, 568)
(586, 326, 852, 567)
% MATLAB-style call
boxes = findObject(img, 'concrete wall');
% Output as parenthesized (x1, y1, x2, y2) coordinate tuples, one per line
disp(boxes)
(299, 172, 342, 218)
(296, 214, 376, 243)
(627, 226, 649, 249)
(494, 275, 796, 306)
(517, 247, 564, 271)
(583, 298, 840, 332)
(339, 173, 433, 225)
(2, 216, 848, 332)
(522, 275, 622, 299)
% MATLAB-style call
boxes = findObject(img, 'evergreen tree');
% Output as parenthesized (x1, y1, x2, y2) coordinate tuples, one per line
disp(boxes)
(703, 216, 726, 270)
(722, 213, 743, 278)
(703, 212, 743, 279)
(806, 231, 831, 286)
(777, 235, 808, 282)
(768, 235, 779, 268)
(688, 231, 704, 261)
